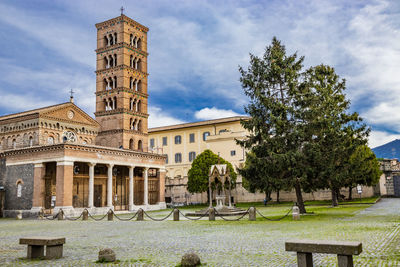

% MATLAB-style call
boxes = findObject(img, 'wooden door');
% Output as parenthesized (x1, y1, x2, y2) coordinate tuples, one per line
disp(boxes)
(94, 185, 102, 207)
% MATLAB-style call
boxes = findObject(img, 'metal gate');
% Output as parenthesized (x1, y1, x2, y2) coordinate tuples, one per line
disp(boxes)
(393, 176, 400, 197)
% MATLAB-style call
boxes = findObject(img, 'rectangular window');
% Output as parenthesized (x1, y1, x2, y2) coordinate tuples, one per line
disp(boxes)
(162, 137, 167, 146)
(175, 135, 182, 145)
(175, 153, 182, 163)
(150, 138, 155, 148)
(189, 133, 195, 143)
(231, 150, 236, 156)
(203, 132, 210, 141)
(189, 151, 196, 162)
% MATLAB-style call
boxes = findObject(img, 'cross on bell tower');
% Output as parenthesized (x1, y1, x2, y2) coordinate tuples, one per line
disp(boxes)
(94, 13, 149, 151)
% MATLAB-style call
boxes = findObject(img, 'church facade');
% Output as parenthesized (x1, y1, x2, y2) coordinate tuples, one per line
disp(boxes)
(0, 14, 166, 217)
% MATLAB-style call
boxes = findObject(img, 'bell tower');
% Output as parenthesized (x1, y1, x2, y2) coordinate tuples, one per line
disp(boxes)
(94, 14, 149, 151)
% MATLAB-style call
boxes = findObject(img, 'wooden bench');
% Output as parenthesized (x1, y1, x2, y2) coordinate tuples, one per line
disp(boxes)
(285, 240, 362, 267)
(19, 237, 66, 259)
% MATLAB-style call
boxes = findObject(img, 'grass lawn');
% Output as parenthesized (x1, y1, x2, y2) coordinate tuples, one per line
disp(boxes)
(0, 198, 398, 266)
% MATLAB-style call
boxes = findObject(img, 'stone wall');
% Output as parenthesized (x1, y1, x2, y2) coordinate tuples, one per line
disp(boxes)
(0, 158, 6, 187)
(4, 163, 34, 211)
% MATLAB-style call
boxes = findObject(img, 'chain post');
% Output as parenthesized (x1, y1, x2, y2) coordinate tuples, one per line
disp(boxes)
(173, 208, 179, 221)
(209, 207, 215, 221)
(249, 207, 256, 221)
(57, 209, 64, 220)
(137, 209, 144, 221)
(107, 209, 113, 221)
(82, 209, 88, 220)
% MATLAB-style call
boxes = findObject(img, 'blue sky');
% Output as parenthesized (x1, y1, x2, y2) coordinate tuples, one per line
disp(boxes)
(0, 0, 399, 148)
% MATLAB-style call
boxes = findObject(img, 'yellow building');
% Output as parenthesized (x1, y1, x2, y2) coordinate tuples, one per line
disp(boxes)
(148, 116, 266, 204)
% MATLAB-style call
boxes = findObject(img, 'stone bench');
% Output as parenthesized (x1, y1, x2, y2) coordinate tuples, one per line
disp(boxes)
(285, 240, 362, 267)
(19, 237, 66, 259)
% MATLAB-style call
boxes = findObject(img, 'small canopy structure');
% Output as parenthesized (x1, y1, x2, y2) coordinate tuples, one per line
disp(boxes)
(208, 164, 232, 207)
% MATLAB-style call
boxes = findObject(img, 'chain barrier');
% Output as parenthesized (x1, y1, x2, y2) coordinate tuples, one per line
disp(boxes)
(112, 209, 140, 221)
(87, 210, 109, 221)
(64, 212, 84, 221)
(177, 208, 211, 221)
(40, 205, 295, 222)
(255, 206, 293, 221)
(142, 209, 175, 221)
(44, 213, 59, 220)
(214, 208, 250, 221)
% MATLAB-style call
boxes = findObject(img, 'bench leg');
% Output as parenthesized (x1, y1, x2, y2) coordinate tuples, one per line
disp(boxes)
(27, 245, 44, 259)
(45, 244, 63, 259)
(297, 252, 313, 267)
(337, 254, 353, 267)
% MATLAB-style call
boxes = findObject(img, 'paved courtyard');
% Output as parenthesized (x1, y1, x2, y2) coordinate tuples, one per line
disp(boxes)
(0, 199, 399, 266)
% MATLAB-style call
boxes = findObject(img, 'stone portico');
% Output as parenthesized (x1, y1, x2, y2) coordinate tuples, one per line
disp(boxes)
(2, 144, 165, 217)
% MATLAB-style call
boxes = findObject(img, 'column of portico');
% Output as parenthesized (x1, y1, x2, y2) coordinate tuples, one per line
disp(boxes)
(144, 167, 149, 206)
(128, 165, 134, 210)
(88, 163, 96, 208)
(55, 160, 74, 209)
(107, 164, 114, 208)
(31, 163, 45, 212)
(158, 168, 166, 207)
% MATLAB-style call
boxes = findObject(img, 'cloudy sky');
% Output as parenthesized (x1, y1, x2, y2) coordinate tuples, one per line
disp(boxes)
(0, 0, 399, 148)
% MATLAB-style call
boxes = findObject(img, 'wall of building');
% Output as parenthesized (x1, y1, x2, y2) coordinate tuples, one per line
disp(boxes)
(3, 163, 34, 211)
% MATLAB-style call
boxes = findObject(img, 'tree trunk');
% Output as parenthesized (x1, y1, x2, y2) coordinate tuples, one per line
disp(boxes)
(336, 188, 341, 202)
(294, 179, 306, 214)
(348, 187, 353, 200)
(331, 189, 338, 207)
(276, 190, 280, 203)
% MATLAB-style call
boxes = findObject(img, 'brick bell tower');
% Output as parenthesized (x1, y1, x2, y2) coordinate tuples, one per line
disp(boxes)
(94, 13, 149, 151)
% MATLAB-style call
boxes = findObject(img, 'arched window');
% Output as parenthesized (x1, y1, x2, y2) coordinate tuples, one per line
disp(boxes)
(108, 55, 113, 67)
(137, 38, 142, 49)
(130, 77, 134, 89)
(114, 32, 117, 43)
(137, 80, 141, 92)
(138, 140, 143, 151)
(130, 55, 134, 68)
(189, 151, 196, 162)
(174, 135, 181, 145)
(203, 131, 210, 141)
(113, 54, 117, 66)
(113, 96, 117, 109)
(137, 100, 141, 113)
(113, 76, 117, 88)
(104, 35, 109, 47)
(129, 139, 134, 150)
(47, 136, 54, 145)
(175, 153, 182, 163)
(137, 120, 142, 132)
(29, 136, 33, 147)
(17, 182, 22, 198)
(130, 34, 134, 46)
(12, 139, 16, 149)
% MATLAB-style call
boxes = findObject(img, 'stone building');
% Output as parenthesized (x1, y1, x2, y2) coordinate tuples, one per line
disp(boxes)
(148, 116, 266, 204)
(378, 158, 400, 196)
(0, 14, 166, 217)
(149, 117, 377, 205)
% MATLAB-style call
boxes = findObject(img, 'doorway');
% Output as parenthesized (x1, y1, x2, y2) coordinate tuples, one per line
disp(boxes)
(94, 184, 103, 207)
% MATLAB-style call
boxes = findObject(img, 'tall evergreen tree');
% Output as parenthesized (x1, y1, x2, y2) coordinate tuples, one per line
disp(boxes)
(238, 37, 308, 213)
(299, 64, 369, 206)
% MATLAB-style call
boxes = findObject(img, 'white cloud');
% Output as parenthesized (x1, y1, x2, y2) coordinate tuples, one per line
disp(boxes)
(0, 93, 54, 114)
(369, 130, 400, 148)
(148, 106, 185, 128)
(194, 107, 242, 120)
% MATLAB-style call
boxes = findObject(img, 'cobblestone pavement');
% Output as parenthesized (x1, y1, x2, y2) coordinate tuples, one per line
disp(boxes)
(0, 199, 399, 266)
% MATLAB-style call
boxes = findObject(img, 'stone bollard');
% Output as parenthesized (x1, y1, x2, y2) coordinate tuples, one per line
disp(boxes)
(107, 210, 113, 221)
(248, 207, 256, 221)
(209, 207, 215, 221)
(292, 205, 300, 220)
(57, 210, 64, 220)
(98, 248, 116, 263)
(181, 252, 201, 267)
(173, 209, 179, 221)
(137, 209, 144, 221)
(82, 209, 88, 221)
(38, 209, 44, 220)
(16, 210, 22, 220)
